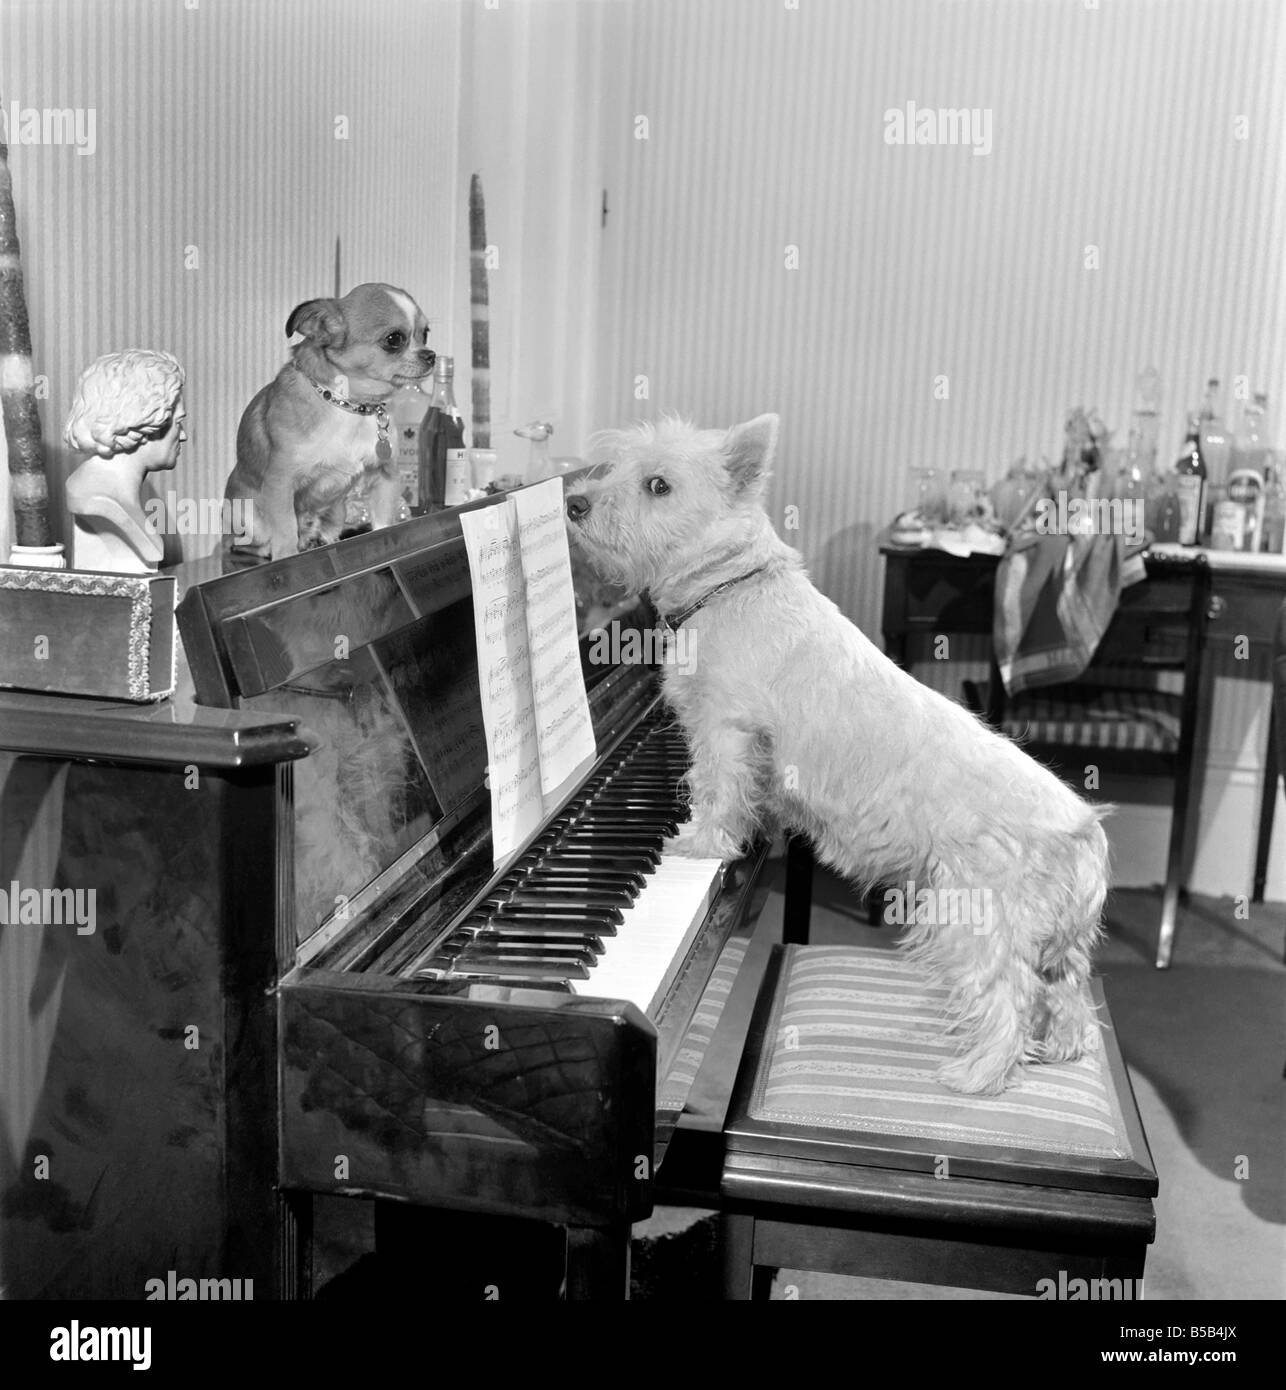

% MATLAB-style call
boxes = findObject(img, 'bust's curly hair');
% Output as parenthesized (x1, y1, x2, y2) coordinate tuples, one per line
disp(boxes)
(64, 350, 185, 457)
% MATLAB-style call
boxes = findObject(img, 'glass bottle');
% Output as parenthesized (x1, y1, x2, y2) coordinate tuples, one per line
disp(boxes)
(1173, 413, 1207, 546)
(1198, 377, 1231, 487)
(417, 356, 467, 512)
(1261, 460, 1286, 554)
(390, 380, 429, 512)
(515, 420, 555, 482)
(1231, 390, 1270, 481)
(1151, 480, 1183, 544)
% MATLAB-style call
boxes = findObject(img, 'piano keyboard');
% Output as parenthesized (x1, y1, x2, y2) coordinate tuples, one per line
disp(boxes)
(571, 852, 723, 1016)
(411, 715, 723, 1016)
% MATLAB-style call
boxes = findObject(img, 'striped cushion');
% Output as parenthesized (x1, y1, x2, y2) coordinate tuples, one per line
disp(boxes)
(748, 946, 1129, 1159)
(1002, 684, 1182, 753)
(657, 939, 748, 1113)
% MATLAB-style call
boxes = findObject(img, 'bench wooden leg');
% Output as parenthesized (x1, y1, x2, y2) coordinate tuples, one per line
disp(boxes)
(722, 1214, 757, 1299)
(782, 834, 814, 945)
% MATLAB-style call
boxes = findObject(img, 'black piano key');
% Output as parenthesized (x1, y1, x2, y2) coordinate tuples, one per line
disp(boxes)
(553, 826, 669, 842)
(534, 840, 661, 866)
(517, 871, 644, 897)
(454, 953, 592, 980)
(449, 961, 585, 982)
(574, 813, 679, 828)
(468, 930, 606, 955)
(588, 797, 681, 811)
(452, 937, 598, 967)
(522, 849, 659, 873)
(571, 820, 680, 837)
(491, 902, 625, 927)
(485, 891, 632, 915)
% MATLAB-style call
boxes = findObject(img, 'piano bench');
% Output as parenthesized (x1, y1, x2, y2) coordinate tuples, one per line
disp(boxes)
(720, 945, 1158, 1300)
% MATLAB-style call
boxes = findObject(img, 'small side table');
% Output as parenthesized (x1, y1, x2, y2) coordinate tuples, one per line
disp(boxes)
(878, 536, 1286, 903)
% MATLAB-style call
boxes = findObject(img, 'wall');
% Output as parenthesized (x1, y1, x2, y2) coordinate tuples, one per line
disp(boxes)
(597, 0, 1286, 903)
(598, 0, 1286, 636)
(0, 0, 620, 554)
(0, 0, 465, 559)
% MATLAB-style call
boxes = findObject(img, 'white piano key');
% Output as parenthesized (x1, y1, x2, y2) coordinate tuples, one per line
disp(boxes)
(572, 853, 724, 1017)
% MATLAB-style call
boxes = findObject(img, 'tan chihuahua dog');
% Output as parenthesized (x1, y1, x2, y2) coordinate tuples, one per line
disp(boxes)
(225, 282, 435, 559)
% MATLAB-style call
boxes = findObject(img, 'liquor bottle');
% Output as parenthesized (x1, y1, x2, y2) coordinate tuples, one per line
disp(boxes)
(1172, 413, 1207, 546)
(1151, 479, 1183, 544)
(1261, 460, 1286, 554)
(1197, 378, 1231, 487)
(390, 381, 428, 512)
(417, 356, 467, 512)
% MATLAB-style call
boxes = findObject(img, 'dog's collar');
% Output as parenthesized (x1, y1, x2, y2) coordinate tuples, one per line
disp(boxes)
(295, 365, 392, 460)
(657, 566, 769, 633)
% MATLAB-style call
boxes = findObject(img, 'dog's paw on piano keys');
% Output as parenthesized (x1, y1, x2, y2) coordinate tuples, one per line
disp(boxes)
(667, 819, 742, 862)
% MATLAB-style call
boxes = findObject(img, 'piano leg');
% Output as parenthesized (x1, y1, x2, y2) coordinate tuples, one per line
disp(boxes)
(565, 1222, 632, 1300)
(782, 833, 814, 945)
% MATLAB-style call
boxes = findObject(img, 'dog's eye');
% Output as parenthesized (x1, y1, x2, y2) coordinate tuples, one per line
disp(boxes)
(384, 332, 407, 351)
(646, 476, 671, 496)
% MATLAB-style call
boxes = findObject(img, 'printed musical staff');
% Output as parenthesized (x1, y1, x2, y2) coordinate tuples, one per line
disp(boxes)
(460, 478, 596, 863)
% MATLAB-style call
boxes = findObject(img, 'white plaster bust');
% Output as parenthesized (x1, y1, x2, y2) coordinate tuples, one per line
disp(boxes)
(63, 350, 186, 573)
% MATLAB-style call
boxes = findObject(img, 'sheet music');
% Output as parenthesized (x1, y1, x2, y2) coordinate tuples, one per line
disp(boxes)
(513, 479, 597, 804)
(459, 502, 543, 861)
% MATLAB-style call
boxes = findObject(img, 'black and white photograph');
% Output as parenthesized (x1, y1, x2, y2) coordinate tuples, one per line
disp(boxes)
(0, 0, 1281, 1351)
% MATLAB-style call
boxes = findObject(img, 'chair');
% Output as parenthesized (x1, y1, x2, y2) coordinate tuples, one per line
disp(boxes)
(987, 553, 1213, 969)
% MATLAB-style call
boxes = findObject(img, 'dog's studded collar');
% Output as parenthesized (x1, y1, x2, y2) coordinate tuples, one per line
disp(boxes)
(656, 566, 769, 633)
(295, 364, 392, 460)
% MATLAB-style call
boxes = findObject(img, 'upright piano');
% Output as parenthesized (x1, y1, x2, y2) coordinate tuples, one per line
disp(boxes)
(0, 490, 777, 1299)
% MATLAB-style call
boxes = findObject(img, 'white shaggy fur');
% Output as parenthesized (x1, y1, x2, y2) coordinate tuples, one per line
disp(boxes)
(566, 413, 1108, 1094)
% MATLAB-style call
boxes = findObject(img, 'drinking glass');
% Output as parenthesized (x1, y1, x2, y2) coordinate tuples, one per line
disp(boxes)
(909, 467, 943, 522)
(947, 469, 986, 524)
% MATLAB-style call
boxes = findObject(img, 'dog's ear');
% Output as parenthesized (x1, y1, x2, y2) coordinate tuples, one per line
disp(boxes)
(285, 298, 347, 348)
(721, 414, 779, 491)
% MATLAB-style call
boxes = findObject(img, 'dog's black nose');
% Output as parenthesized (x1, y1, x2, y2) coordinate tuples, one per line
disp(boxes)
(565, 493, 590, 522)
(420, 349, 436, 368)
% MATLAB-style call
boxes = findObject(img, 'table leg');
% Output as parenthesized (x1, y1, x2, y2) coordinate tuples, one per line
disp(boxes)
(1253, 705, 1277, 904)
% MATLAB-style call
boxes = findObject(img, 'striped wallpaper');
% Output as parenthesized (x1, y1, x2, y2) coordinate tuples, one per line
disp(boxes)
(0, 0, 466, 559)
(0, 0, 1281, 888)
(596, 0, 1286, 641)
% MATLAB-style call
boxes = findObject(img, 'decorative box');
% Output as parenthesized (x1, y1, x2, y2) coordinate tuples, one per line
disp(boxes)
(0, 567, 177, 701)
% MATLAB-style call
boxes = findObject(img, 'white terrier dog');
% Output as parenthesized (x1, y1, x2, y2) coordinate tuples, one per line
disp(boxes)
(566, 413, 1108, 1094)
